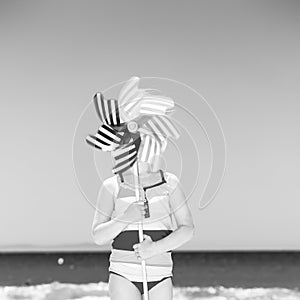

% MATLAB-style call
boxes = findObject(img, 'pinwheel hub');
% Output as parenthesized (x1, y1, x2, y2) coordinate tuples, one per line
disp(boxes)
(127, 121, 138, 133)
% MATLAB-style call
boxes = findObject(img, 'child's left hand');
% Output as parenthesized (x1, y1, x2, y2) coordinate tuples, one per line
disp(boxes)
(133, 234, 157, 260)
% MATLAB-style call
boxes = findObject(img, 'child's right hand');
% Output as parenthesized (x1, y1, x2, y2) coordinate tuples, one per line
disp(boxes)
(123, 201, 146, 223)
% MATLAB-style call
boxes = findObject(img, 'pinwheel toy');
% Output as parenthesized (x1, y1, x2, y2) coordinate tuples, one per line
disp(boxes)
(85, 76, 179, 299)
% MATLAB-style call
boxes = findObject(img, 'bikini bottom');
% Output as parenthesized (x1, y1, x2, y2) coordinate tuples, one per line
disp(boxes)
(109, 271, 172, 295)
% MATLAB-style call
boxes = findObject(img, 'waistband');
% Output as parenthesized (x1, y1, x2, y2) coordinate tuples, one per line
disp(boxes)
(109, 260, 173, 282)
(109, 249, 173, 266)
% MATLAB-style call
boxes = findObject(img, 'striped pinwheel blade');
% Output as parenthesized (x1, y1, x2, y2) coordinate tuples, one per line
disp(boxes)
(93, 92, 121, 126)
(118, 77, 146, 122)
(138, 134, 163, 164)
(139, 95, 174, 115)
(111, 136, 141, 174)
(118, 76, 174, 122)
(118, 76, 140, 107)
(142, 115, 180, 145)
(86, 124, 124, 151)
(122, 95, 174, 120)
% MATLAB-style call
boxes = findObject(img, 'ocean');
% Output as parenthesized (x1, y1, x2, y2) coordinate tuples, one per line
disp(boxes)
(0, 252, 299, 300)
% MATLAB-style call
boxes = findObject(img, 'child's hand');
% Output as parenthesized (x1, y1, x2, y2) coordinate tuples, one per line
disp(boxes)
(123, 201, 146, 223)
(132, 234, 157, 260)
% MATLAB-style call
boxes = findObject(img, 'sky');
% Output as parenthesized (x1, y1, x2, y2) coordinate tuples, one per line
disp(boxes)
(0, 0, 299, 251)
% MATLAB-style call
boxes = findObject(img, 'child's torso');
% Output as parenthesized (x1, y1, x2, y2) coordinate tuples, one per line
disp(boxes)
(108, 170, 176, 281)
(111, 170, 176, 231)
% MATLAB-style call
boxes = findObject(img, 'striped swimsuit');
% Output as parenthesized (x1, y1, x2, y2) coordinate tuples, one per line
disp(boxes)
(108, 170, 176, 294)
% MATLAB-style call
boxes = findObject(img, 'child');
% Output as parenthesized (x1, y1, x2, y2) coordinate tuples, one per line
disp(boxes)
(91, 157, 195, 300)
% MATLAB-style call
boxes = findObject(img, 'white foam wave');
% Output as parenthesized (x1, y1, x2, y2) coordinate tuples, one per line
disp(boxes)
(0, 282, 300, 300)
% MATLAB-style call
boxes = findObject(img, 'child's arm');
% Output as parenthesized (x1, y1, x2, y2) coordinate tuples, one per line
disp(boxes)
(152, 174, 195, 253)
(91, 177, 128, 246)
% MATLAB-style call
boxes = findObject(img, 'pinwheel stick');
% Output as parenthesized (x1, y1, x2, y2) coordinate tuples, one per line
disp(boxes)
(133, 160, 149, 300)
